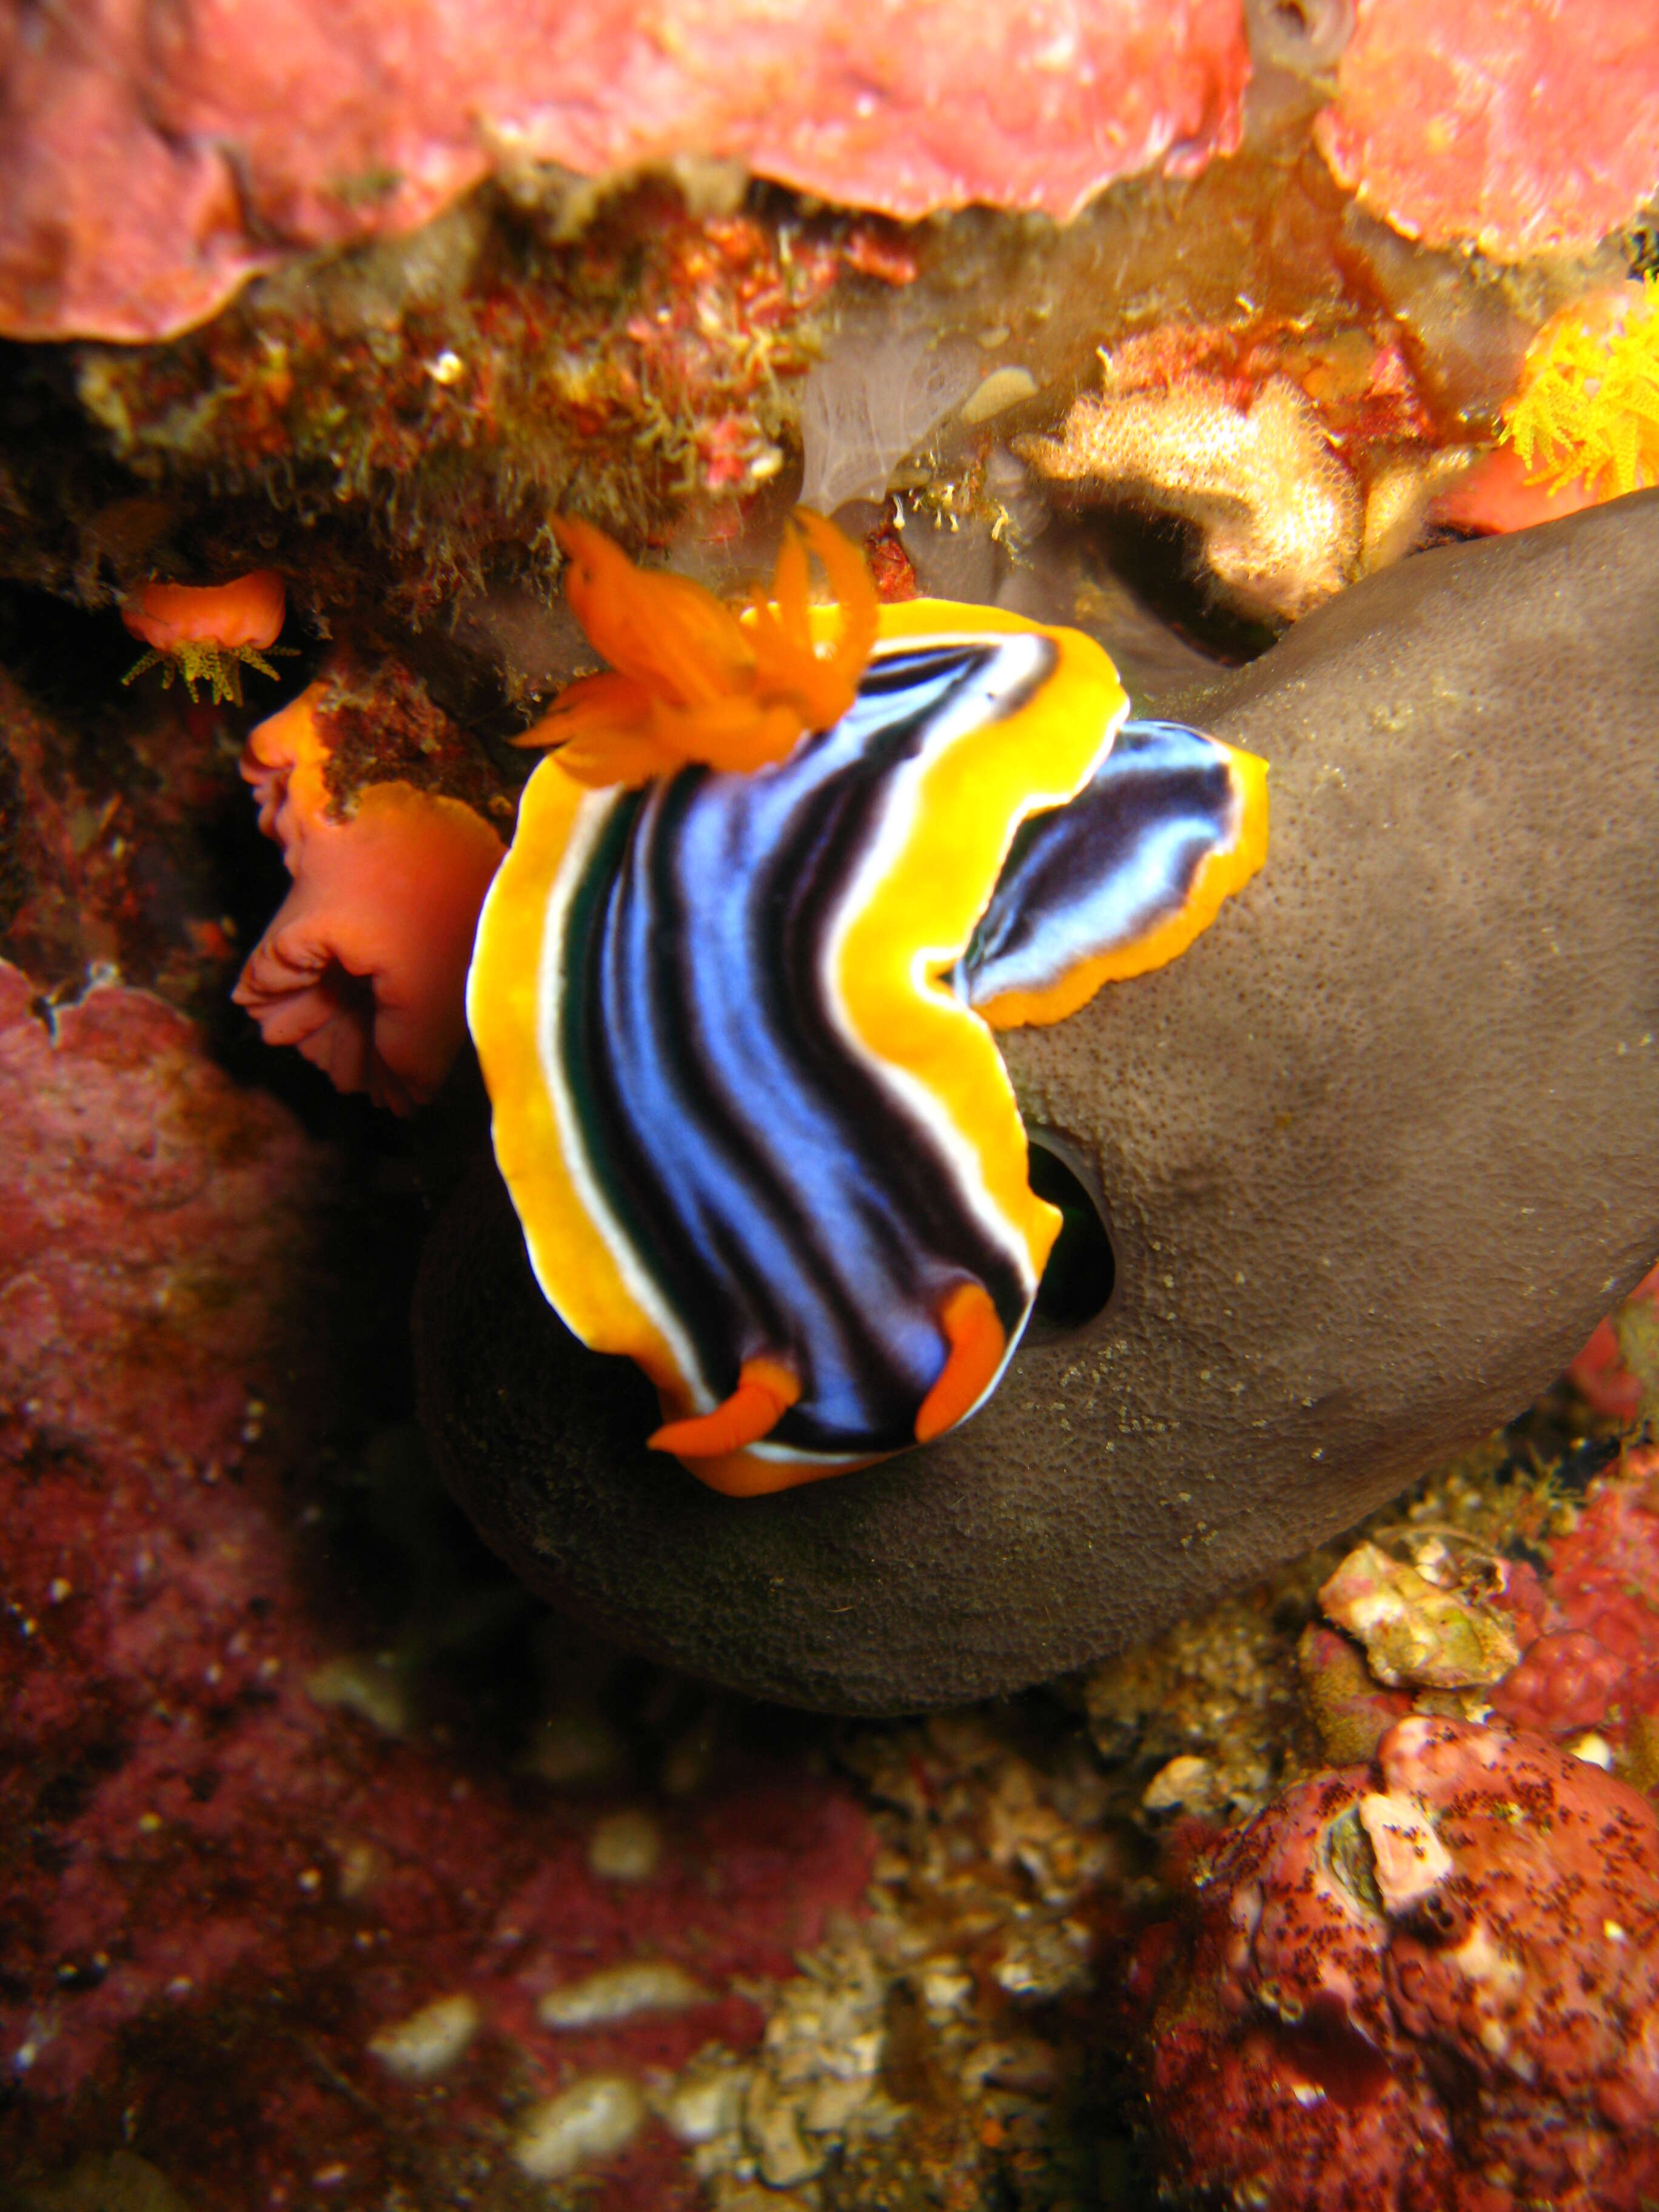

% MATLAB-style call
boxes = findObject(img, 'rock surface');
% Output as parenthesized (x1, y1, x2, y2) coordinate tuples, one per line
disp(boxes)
(0, 958, 332, 1467)
(0, 0, 1248, 341)
(0, 956, 874, 2205)
(417, 492, 1659, 1713)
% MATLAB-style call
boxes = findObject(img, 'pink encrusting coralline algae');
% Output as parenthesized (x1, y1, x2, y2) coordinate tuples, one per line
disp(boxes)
(0, 0, 1250, 341)
(1147, 1715, 1659, 2212)
(1489, 1452, 1659, 1742)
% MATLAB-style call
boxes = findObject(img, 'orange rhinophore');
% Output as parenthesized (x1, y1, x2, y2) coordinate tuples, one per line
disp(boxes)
(516, 509, 879, 786)
(122, 569, 293, 706)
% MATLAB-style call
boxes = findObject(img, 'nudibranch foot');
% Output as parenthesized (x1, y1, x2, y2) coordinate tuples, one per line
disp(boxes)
(469, 518, 1269, 1493)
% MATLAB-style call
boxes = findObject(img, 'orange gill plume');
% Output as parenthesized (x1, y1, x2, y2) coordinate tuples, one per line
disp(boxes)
(517, 509, 879, 786)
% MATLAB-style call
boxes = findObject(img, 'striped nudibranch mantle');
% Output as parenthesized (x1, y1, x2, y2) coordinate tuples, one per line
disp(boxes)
(468, 515, 1268, 1496)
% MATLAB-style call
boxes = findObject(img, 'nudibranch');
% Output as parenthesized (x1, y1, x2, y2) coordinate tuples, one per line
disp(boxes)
(418, 491, 1659, 1714)
(469, 514, 1267, 1496)
(121, 569, 292, 706)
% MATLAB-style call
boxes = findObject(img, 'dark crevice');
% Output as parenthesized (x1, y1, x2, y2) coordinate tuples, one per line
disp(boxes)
(1082, 506, 1281, 666)
(1025, 1132, 1116, 1341)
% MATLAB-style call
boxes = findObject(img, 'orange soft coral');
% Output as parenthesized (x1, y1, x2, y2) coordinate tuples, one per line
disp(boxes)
(233, 680, 504, 1113)
(1434, 280, 1659, 537)
(1503, 277, 1659, 498)
(517, 508, 879, 786)
(121, 569, 292, 706)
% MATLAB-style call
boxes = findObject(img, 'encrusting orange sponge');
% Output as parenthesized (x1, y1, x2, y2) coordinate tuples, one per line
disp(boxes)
(121, 569, 292, 706)
(233, 680, 505, 1113)
(515, 508, 880, 786)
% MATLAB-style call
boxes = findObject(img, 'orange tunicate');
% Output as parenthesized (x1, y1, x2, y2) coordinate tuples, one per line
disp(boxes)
(517, 508, 880, 788)
(1432, 445, 1603, 537)
(122, 568, 287, 653)
(233, 679, 505, 1114)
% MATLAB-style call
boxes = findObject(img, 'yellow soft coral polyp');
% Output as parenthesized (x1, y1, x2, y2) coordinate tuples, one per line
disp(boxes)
(1502, 276, 1659, 501)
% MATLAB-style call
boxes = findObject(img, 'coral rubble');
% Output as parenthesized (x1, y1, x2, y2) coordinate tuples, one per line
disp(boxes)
(1310, 1449, 1659, 1768)
(1318, 1538, 1521, 1691)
